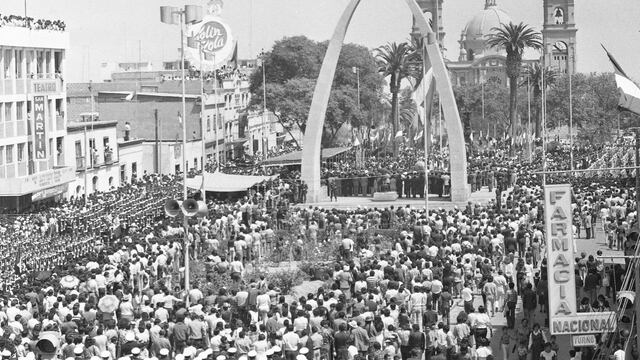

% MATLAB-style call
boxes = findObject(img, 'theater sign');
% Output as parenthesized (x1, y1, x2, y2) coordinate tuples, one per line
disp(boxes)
(545, 184, 616, 335)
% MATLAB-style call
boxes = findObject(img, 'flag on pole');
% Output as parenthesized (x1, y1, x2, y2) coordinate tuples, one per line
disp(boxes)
(469, 131, 474, 143)
(352, 66, 358, 74)
(124, 91, 136, 101)
(395, 130, 403, 138)
(603, 45, 640, 116)
(414, 130, 423, 141)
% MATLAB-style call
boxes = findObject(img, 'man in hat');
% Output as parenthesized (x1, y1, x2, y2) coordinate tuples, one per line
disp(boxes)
(158, 348, 170, 360)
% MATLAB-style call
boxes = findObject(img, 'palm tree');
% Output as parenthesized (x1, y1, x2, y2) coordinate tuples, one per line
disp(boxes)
(522, 63, 558, 138)
(487, 22, 542, 139)
(375, 42, 415, 155)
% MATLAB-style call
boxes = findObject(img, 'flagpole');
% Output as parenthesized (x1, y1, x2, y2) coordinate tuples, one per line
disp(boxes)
(542, 60, 547, 186)
(527, 75, 532, 163)
(199, 44, 206, 200)
(422, 46, 429, 211)
(568, 46, 574, 173)
(214, 52, 220, 168)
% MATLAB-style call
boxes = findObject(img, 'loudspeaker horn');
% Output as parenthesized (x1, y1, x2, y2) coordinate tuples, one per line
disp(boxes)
(181, 198, 199, 217)
(164, 199, 182, 217)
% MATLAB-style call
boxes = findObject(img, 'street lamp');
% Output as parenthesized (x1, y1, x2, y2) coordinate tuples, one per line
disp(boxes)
(160, 4, 202, 305)
(259, 50, 267, 164)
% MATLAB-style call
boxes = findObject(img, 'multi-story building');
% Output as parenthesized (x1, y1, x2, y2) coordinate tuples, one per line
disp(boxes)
(243, 110, 282, 157)
(65, 114, 119, 198)
(66, 74, 251, 175)
(0, 19, 74, 211)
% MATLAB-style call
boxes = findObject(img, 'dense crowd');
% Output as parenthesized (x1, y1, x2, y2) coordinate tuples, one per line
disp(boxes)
(0, 14, 66, 31)
(0, 136, 636, 360)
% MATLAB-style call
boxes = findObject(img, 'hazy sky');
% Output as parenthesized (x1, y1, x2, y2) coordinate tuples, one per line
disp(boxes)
(3, 0, 640, 82)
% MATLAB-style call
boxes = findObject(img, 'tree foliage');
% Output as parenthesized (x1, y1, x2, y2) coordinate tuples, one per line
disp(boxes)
(454, 72, 640, 144)
(487, 22, 542, 138)
(249, 36, 384, 146)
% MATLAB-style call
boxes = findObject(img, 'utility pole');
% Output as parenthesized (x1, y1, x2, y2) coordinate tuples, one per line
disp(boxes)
(634, 128, 640, 357)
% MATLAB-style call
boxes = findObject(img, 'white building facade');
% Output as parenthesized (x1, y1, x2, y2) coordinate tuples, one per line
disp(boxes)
(0, 24, 74, 211)
(65, 119, 121, 198)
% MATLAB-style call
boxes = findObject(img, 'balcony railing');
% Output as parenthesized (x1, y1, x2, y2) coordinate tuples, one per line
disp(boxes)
(105, 152, 113, 165)
(56, 115, 64, 131)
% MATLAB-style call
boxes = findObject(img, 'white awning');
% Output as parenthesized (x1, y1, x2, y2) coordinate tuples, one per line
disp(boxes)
(186, 171, 278, 192)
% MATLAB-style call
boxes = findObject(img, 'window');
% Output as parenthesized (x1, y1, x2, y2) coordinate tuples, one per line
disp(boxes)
(75, 140, 82, 159)
(207, 115, 211, 131)
(14, 50, 23, 78)
(17, 143, 24, 162)
(554, 7, 565, 24)
(5, 103, 12, 122)
(194, 157, 198, 169)
(4, 50, 12, 79)
(16, 102, 23, 121)
(120, 165, 126, 183)
(0, 146, 4, 165)
(131, 162, 137, 181)
(6, 145, 13, 164)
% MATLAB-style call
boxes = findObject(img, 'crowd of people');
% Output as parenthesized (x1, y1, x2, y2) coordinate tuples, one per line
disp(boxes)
(0, 135, 636, 360)
(0, 14, 66, 31)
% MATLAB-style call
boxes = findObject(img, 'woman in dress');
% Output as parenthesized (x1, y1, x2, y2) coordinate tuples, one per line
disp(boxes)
(528, 323, 547, 360)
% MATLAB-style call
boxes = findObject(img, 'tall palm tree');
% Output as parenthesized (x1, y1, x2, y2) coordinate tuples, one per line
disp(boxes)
(375, 42, 415, 155)
(522, 63, 558, 138)
(487, 22, 542, 138)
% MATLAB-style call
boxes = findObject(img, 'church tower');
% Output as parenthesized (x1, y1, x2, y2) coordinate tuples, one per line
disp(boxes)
(412, 0, 445, 52)
(542, 0, 577, 74)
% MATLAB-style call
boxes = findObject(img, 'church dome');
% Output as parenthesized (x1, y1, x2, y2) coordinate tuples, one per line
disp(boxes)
(462, 0, 512, 59)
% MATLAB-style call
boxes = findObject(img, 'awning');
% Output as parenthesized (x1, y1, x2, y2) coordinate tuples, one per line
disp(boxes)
(186, 171, 278, 192)
(261, 146, 351, 166)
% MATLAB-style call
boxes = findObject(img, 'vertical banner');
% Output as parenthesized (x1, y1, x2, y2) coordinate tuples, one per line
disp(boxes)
(33, 95, 47, 160)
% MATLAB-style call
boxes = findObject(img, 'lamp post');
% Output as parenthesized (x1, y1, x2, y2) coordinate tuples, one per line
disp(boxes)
(160, 4, 202, 306)
(260, 50, 267, 165)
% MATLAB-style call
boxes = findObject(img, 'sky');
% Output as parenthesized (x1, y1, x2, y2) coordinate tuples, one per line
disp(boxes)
(3, 0, 640, 82)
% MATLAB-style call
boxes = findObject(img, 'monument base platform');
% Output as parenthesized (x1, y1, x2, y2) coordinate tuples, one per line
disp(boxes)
(372, 191, 399, 202)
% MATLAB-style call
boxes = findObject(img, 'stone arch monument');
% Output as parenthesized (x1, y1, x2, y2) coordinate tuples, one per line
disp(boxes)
(301, 0, 469, 203)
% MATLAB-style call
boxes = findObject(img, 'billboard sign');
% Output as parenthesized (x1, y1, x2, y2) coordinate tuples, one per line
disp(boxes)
(33, 95, 47, 160)
(185, 2, 234, 71)
(545, 184, 617, 335)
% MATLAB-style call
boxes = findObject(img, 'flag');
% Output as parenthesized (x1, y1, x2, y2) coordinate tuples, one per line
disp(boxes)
(414, 130, 423, 141)
(469, 131, 474, 142)
(353, 137, 361, 147)
(352, 66, 357, 74)
(395, 130, 403, 138)
(229, 41, 238, 69)
(187, 35, 198, 49)
(124, 91, 136, 101)
(603, 45, 640, 115)
(178, 111, 182, 124)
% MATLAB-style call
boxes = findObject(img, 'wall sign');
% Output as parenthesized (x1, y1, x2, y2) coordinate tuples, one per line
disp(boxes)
(33, 95, 47, 160)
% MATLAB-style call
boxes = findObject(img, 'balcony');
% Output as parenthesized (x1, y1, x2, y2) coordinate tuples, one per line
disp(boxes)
(16, 120, 26, 137)
(56, 115, 64, 131)
(105, 152, 114, 165)
(17, 161, 27, 177)
(4, 79, 13, 95)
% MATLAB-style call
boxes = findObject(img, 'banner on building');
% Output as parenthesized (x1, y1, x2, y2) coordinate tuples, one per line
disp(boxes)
(545, 184, 616, 335)
(33, 95, 47, 160)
